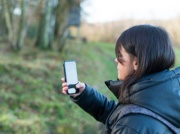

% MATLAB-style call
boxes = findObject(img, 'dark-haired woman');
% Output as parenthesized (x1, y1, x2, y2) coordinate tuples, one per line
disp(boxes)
(61, 25, 180, 133)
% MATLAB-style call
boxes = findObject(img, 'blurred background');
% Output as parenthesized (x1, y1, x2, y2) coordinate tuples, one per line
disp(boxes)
(0, 0, 180, 133)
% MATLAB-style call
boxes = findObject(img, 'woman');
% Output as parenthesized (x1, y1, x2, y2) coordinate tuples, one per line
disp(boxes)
(61, 25, 180, 133)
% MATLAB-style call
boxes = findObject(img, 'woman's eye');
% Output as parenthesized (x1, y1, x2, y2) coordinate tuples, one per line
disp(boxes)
(118, 57, 124, 64)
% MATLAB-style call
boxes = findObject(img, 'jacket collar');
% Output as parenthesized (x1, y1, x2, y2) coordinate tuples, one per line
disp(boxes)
(105, 67, 180, 100)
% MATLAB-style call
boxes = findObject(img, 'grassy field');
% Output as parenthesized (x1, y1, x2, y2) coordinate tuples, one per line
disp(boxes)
(175, 48, 180, 67)
(0, 41, 180, 134)
(0, 41, 117, 134)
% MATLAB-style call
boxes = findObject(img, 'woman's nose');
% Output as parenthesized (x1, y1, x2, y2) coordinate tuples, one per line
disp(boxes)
(115, 58, 118, 62)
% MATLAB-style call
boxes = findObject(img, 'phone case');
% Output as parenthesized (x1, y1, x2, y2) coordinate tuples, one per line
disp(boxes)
(63, 60, 79, 94)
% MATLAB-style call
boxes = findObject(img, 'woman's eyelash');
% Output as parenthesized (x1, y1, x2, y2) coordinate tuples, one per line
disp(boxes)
(118, 57, 124, 63)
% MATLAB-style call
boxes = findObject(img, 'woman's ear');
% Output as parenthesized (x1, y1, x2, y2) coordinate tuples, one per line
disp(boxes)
(133, 57, 138, 71)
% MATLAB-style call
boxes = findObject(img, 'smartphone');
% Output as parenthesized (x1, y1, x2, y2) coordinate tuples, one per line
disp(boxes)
(63, 60, 79, 94)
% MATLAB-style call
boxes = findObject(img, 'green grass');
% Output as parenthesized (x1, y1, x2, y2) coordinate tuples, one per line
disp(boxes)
(0, 41, 180, 134)
(175, 48, 180, 66)
(0, 41, 117, 134)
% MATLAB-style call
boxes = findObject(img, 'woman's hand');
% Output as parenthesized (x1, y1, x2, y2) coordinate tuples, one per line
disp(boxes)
(61, 78, 85, 98)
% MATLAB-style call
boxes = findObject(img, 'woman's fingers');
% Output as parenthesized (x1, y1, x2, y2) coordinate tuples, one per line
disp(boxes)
(61, 77, 65, 82)
(62, 82, 68, 87)
(62, 87, 68, 94)
(62, 81, 68, 95)
(61, 77, 85, 96)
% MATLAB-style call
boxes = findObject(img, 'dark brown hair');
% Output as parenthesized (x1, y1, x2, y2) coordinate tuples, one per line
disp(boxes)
(115, 24, 175, 102)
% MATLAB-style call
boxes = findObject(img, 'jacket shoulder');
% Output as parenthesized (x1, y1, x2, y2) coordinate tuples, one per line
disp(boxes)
(112, 114, 173, 134)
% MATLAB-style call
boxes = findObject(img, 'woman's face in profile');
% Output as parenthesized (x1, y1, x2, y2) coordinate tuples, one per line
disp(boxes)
(115, 46, 137, 80)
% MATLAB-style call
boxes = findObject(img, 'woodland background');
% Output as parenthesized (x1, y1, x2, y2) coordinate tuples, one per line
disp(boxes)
(0, 0, 180, 133)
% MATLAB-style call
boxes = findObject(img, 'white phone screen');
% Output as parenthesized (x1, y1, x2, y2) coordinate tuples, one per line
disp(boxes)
(64, 61, 78, 85)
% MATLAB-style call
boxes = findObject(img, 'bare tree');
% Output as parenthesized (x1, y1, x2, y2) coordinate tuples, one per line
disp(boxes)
(1, 0, 14, 45)
(35, 0, 54, 49)
(0, 0, 83, 51)
(16, 0, 26, 50)
(55, 0, 81, 51)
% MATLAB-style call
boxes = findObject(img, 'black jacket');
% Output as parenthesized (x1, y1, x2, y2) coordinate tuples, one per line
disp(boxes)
(71, 67, 180, 133)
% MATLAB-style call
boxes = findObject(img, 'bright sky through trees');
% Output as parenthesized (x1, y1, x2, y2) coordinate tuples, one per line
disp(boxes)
(81, 0, 180, 23)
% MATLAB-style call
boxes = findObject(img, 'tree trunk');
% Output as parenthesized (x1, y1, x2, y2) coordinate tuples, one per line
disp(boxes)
(54, 0, 72, 51)
(2, 0, 14, 46)
(58, 28, 69, 52)
(35, 0, 53, 49)
(16, 0, 26, 50)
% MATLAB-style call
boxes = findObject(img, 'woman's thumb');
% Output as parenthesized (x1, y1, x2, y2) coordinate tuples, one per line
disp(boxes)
(76, 82, 85, 90)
